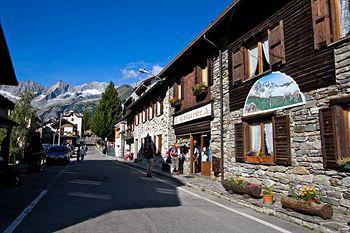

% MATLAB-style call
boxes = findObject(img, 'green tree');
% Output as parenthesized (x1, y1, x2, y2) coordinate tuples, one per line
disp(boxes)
(91, 82, 122, 139)
(9, 91, 37, 163)
(83, 110, 93, 132)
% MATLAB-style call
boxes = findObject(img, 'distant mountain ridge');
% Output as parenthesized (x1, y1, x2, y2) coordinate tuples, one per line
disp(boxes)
(0, 80, 134, 121)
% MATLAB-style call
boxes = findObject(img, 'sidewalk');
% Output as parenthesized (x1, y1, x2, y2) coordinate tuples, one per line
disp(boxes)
(116, 159, 350, 233)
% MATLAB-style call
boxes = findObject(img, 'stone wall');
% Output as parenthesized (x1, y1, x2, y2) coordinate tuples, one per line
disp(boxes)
(133, 88, 175, 169)
(210, 40, 350, 213)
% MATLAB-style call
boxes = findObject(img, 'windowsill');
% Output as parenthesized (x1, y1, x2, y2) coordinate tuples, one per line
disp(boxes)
(328, 35, 350, 48)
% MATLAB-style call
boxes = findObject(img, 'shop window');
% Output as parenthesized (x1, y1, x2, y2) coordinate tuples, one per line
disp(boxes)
(312, 0, 350, 49)
(245, 121, 274, 164)
(247, 37, 270, 80)
(320, 104, 350, 169)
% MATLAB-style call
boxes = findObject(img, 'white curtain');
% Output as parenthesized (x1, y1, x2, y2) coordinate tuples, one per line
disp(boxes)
(249, 44, 259, 78)
(339, 0, 350, 38)
(262, 38, 270, 64)
(264, 123, 274, 156)
(251, 124, 261, 152)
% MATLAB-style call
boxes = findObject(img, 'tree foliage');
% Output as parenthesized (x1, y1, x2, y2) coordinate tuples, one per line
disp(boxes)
(9, 91, 37, 163)
(91, 82, 122, 140)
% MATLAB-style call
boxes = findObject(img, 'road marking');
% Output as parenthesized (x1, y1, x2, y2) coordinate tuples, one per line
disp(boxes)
(113, 160, 292, 233)
(3, 164, 70, 233)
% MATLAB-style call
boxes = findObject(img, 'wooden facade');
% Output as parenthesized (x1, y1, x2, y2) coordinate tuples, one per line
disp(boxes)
(228, 0, 335, 111)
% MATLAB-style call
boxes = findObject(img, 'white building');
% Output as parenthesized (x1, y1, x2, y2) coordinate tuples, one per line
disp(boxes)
(62, 111, 83, 137)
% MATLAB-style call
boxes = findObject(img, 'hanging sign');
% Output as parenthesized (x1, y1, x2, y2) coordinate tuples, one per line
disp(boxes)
(243, 72, 306, 116)
(173, 103, 212, 125)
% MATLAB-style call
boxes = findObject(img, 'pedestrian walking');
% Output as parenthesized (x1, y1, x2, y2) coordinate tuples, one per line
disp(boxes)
(171, 143, 180, 175)
(144, 137, 155, 177)
(80, 145, 86, 161)
(178, 146, 186, 174)
(77, 146, 81, 162)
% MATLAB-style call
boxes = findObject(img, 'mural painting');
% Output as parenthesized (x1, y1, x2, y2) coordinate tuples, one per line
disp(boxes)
(243, 72, 306, 116)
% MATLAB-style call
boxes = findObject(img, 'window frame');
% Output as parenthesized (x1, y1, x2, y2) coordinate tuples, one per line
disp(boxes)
(245, 35, 271, 81)
(329, 0, 350, 41)
(244, 119, 275, 165)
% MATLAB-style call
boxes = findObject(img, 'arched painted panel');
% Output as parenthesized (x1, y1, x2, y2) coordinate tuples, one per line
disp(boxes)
(243, 72, 306, 116)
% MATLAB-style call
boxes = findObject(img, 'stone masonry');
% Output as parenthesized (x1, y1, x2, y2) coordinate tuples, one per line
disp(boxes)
(133, 88, 176, 169)
(210, 39, 350, 213)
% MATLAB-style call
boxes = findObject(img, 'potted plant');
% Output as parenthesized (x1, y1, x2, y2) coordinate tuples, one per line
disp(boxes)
(192, 82, 208, 96)
(246, 151, 260, 163)
(281, 185, 333, 219)
(337, 157, 350, 172)
(168, 98, 182, 107)
(262, 186, 275, 205)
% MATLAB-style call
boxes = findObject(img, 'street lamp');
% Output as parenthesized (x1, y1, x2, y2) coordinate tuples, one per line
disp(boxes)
(138, 68, 164, 82)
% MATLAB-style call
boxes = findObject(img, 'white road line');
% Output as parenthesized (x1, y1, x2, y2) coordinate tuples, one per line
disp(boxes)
(3, 164, 70, 233)
(114, 160, 292, 233)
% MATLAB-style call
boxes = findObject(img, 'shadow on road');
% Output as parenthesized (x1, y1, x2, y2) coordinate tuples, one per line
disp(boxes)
(12, 157, 184, 233)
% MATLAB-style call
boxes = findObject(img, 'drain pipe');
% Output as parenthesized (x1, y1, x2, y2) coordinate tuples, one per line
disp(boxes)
(203, 35, 224, 183)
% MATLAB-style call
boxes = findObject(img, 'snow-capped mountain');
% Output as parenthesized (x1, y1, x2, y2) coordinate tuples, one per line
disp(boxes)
(0, 81, 133, 121)
(250, 80, 298, 98)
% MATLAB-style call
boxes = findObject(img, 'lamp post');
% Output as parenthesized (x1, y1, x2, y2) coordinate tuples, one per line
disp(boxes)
(138, 68, 164, 82)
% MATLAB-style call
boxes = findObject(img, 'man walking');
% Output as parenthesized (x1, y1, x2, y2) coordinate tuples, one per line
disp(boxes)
(171, 143, 180, 175)
(144, 137, 155, 177)
(80, 145, 86, 161)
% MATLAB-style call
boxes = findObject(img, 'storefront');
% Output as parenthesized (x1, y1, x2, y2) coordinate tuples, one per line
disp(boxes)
(173, 103, 213, 176)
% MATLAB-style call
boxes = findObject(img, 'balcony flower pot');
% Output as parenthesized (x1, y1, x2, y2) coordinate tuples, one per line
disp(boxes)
(263, 195, 274, 205)
(192, 83, 208, 96)
(281, 196, 333, 219)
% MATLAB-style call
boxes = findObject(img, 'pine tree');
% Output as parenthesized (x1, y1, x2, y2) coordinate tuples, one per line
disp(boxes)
(91, 82, 122, 140)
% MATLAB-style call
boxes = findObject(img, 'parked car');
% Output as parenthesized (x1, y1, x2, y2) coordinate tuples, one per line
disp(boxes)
(46, 146, 71, 165)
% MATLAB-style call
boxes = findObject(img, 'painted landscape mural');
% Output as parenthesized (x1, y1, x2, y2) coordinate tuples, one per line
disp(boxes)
(243, 72, 305, 116)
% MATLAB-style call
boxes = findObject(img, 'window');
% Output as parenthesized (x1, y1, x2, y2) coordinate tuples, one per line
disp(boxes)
(234, 115, 291, 166)
(142, 110, 146, 123)
(156, 99, 163, 116)
(247, 37, 270, 79)
(320, 104, 350, 169)
(148, 105, 154, 120)
(174, 78, 183, 100)
(71, 118, 74, 122)
(201, 65, 209, 86)
(245, 121, 274, 164)
(312, 0, 350, 48)
(134, 115, 138, 126)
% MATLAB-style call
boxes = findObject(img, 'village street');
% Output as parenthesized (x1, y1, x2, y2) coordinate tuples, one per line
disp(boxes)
(1, 146, 314, 233)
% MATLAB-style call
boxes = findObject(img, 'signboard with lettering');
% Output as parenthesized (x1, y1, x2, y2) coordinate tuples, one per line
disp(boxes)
(173, 103, 212, 126)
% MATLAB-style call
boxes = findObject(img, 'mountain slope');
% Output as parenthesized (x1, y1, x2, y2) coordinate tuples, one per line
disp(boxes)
(0, 81, 134, 121)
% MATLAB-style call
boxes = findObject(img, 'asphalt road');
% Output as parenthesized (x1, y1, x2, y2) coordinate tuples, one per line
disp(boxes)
(2, 147, 315, 233)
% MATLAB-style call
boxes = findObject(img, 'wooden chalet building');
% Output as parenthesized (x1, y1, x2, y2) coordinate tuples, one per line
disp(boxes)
(0, 23, 18, 166)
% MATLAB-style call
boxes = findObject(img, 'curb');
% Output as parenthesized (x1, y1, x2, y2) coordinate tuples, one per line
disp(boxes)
(117, 160, 347, 233)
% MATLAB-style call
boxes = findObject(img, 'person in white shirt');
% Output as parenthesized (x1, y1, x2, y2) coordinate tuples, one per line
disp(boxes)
(80, 146, 86, 161)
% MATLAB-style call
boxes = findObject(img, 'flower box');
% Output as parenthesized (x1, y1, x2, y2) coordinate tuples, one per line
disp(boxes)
(281, 196, 333, 219)
(192, 83, 208, 96)
(246, 156, 260, 163)
(260, 156, 274, 164)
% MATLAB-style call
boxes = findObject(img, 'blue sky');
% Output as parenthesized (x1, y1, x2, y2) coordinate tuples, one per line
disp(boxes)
(0, 0, 232, 86)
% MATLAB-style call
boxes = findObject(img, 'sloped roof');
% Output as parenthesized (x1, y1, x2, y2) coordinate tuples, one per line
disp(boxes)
(0, 23, 18, 86)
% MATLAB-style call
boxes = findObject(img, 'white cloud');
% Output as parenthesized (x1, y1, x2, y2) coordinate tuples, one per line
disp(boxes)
(119, 62, 163, 82)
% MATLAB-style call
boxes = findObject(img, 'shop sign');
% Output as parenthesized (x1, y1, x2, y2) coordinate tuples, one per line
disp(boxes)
(174, 103, 212, 125)
(243, 72, 306, 116)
